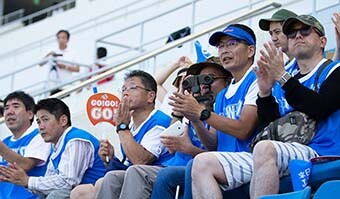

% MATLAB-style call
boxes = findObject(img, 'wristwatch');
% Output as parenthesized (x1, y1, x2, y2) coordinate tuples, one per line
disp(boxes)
(277, 72, 292, 86)
(199, 109, 211, 121)
(116, 122, 129, 133)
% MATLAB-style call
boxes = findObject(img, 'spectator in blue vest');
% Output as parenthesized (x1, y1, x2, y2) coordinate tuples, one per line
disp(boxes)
(0, 98, 106, 199)
(71, 70, 172, 199)
(251, 14, 340, 199)
(259, 9, 299, 76)
(96, 57, 231, 199)
(0, 91, 51, 199)
(170, 23, 259, 198)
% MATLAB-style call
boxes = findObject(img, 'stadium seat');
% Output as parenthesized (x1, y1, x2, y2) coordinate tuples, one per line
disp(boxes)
(313, 180, 340, 199)
(258, 186, 311, 199)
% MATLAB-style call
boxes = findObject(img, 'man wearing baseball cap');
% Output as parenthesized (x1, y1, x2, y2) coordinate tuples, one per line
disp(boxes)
(170, 24, 259, 198)
(259, 9, 298, 73)
(211, 14, 340, 198)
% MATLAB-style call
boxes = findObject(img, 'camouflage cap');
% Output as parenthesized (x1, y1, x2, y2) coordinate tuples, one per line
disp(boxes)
(259, 9, 297, 31)
(282, 15, 325, 36)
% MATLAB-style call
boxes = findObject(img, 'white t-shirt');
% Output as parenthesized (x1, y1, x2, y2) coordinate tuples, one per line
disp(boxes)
(45, 47, 77, 88)
(124, 109, 167, 165)
(224, 66, 259, 106)
(10, 125, 51, 166)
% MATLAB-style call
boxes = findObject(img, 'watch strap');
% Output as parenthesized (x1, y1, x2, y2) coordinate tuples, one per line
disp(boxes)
(116, 123, 129, 133)
(199, 109, 211, 121)
(278, 72, 292, 86)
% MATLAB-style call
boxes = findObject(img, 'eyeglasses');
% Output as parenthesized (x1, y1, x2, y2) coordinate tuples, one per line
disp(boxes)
(216, 39, 241, 50)
(286, 26, 322, 39)
(120, 85, 152, 93)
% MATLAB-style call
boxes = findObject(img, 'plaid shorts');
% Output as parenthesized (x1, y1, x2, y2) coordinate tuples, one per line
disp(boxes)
(213, 141, 318, 190)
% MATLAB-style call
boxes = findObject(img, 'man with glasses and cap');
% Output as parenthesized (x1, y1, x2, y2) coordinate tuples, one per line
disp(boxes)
(251, 14, 340, 198)
(168, 23, 259, 198)
(183, 15, 340, 198)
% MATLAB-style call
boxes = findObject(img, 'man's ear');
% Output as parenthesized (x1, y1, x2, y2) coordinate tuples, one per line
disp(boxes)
(59, 114, 69, 127)
(147, 91, 156, 104)
(320, 36, 327, 49)
(27, 110, 34, 121)
(247, 45, 256, 59)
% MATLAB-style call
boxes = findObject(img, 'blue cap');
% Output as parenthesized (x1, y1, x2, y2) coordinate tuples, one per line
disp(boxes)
(209, 25, 256, 46)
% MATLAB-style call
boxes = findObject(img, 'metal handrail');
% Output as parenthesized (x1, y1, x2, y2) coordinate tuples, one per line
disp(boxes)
(98, 0, 266, 62)
(0, 57, 92, 99)
(16, 0, 75, 25)
(52, 1, 281, 99)
(0, 1, 281, 124)
(0, 9, 24, 25)
(0, 0, 163, 59)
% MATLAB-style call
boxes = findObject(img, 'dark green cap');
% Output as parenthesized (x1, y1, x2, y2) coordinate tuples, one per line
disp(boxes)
(259, 9, 297, 31)
(282, 15, 325, 36)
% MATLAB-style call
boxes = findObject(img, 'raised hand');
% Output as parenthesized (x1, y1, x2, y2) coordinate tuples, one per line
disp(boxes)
(115, 96, 131, 126)
(169, 91, 204, 122)
(256, 41, 285, 96)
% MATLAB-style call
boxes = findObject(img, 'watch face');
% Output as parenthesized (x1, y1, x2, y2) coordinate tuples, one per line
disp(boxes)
(119, 123, 127, 129)
(200, 109, 211, 121)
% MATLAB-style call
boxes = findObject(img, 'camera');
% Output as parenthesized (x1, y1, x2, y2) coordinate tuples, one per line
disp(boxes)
(182, 74, 214, 102)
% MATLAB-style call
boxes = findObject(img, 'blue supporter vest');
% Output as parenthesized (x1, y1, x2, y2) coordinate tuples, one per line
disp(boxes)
(285, 58, 299, 76)
(214, 70, 257, 152)
(273, 59, 340, 156)
(162, 122, 207, 166)
(121, 110, 171, 166)
(50, 127, 106, 184)
(0, 128, 48, 199)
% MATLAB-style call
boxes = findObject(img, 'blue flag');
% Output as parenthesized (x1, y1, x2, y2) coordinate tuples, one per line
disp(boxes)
(194, 41, 211, 62)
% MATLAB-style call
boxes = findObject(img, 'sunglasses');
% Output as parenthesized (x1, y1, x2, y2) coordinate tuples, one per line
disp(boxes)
(286, 26, 322, 39)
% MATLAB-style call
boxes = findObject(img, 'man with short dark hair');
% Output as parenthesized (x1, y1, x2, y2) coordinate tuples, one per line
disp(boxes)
(40, 29, 80, 95)
(71, 70, 172, 199)
(0, 91, 51, 198)
(259, 9, 298, 76)
(0, 98, 106, 199)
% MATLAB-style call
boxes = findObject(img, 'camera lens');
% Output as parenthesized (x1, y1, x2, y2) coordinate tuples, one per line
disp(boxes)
(182, 79, 190, 89)
(199, 74, 214, 85)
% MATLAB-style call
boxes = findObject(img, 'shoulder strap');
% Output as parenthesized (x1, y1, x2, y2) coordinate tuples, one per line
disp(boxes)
(314, 59, 332, 91)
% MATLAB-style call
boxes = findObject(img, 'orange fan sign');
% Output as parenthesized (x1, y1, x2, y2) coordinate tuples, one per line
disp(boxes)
(86, 93, 120, 126)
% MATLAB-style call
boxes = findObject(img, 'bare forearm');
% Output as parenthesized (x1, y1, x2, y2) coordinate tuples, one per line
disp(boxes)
(0, 142, 37, 171)
(156, 62, 180, 85)
(205, 110, 257, 140)
(191, 121, 217, 151)
(119, 131, 155, 165)
(185, 145, 205, 157)
(57, 63, 80, 72)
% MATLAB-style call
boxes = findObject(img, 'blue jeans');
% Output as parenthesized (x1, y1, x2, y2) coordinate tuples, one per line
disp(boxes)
(184, 159, 193, 199)
(151, 160, 194, 199)
(151, 166, 186, 199)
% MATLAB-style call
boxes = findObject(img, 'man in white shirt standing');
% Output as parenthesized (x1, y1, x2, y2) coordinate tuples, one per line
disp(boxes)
(41, 30, 80, 95)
